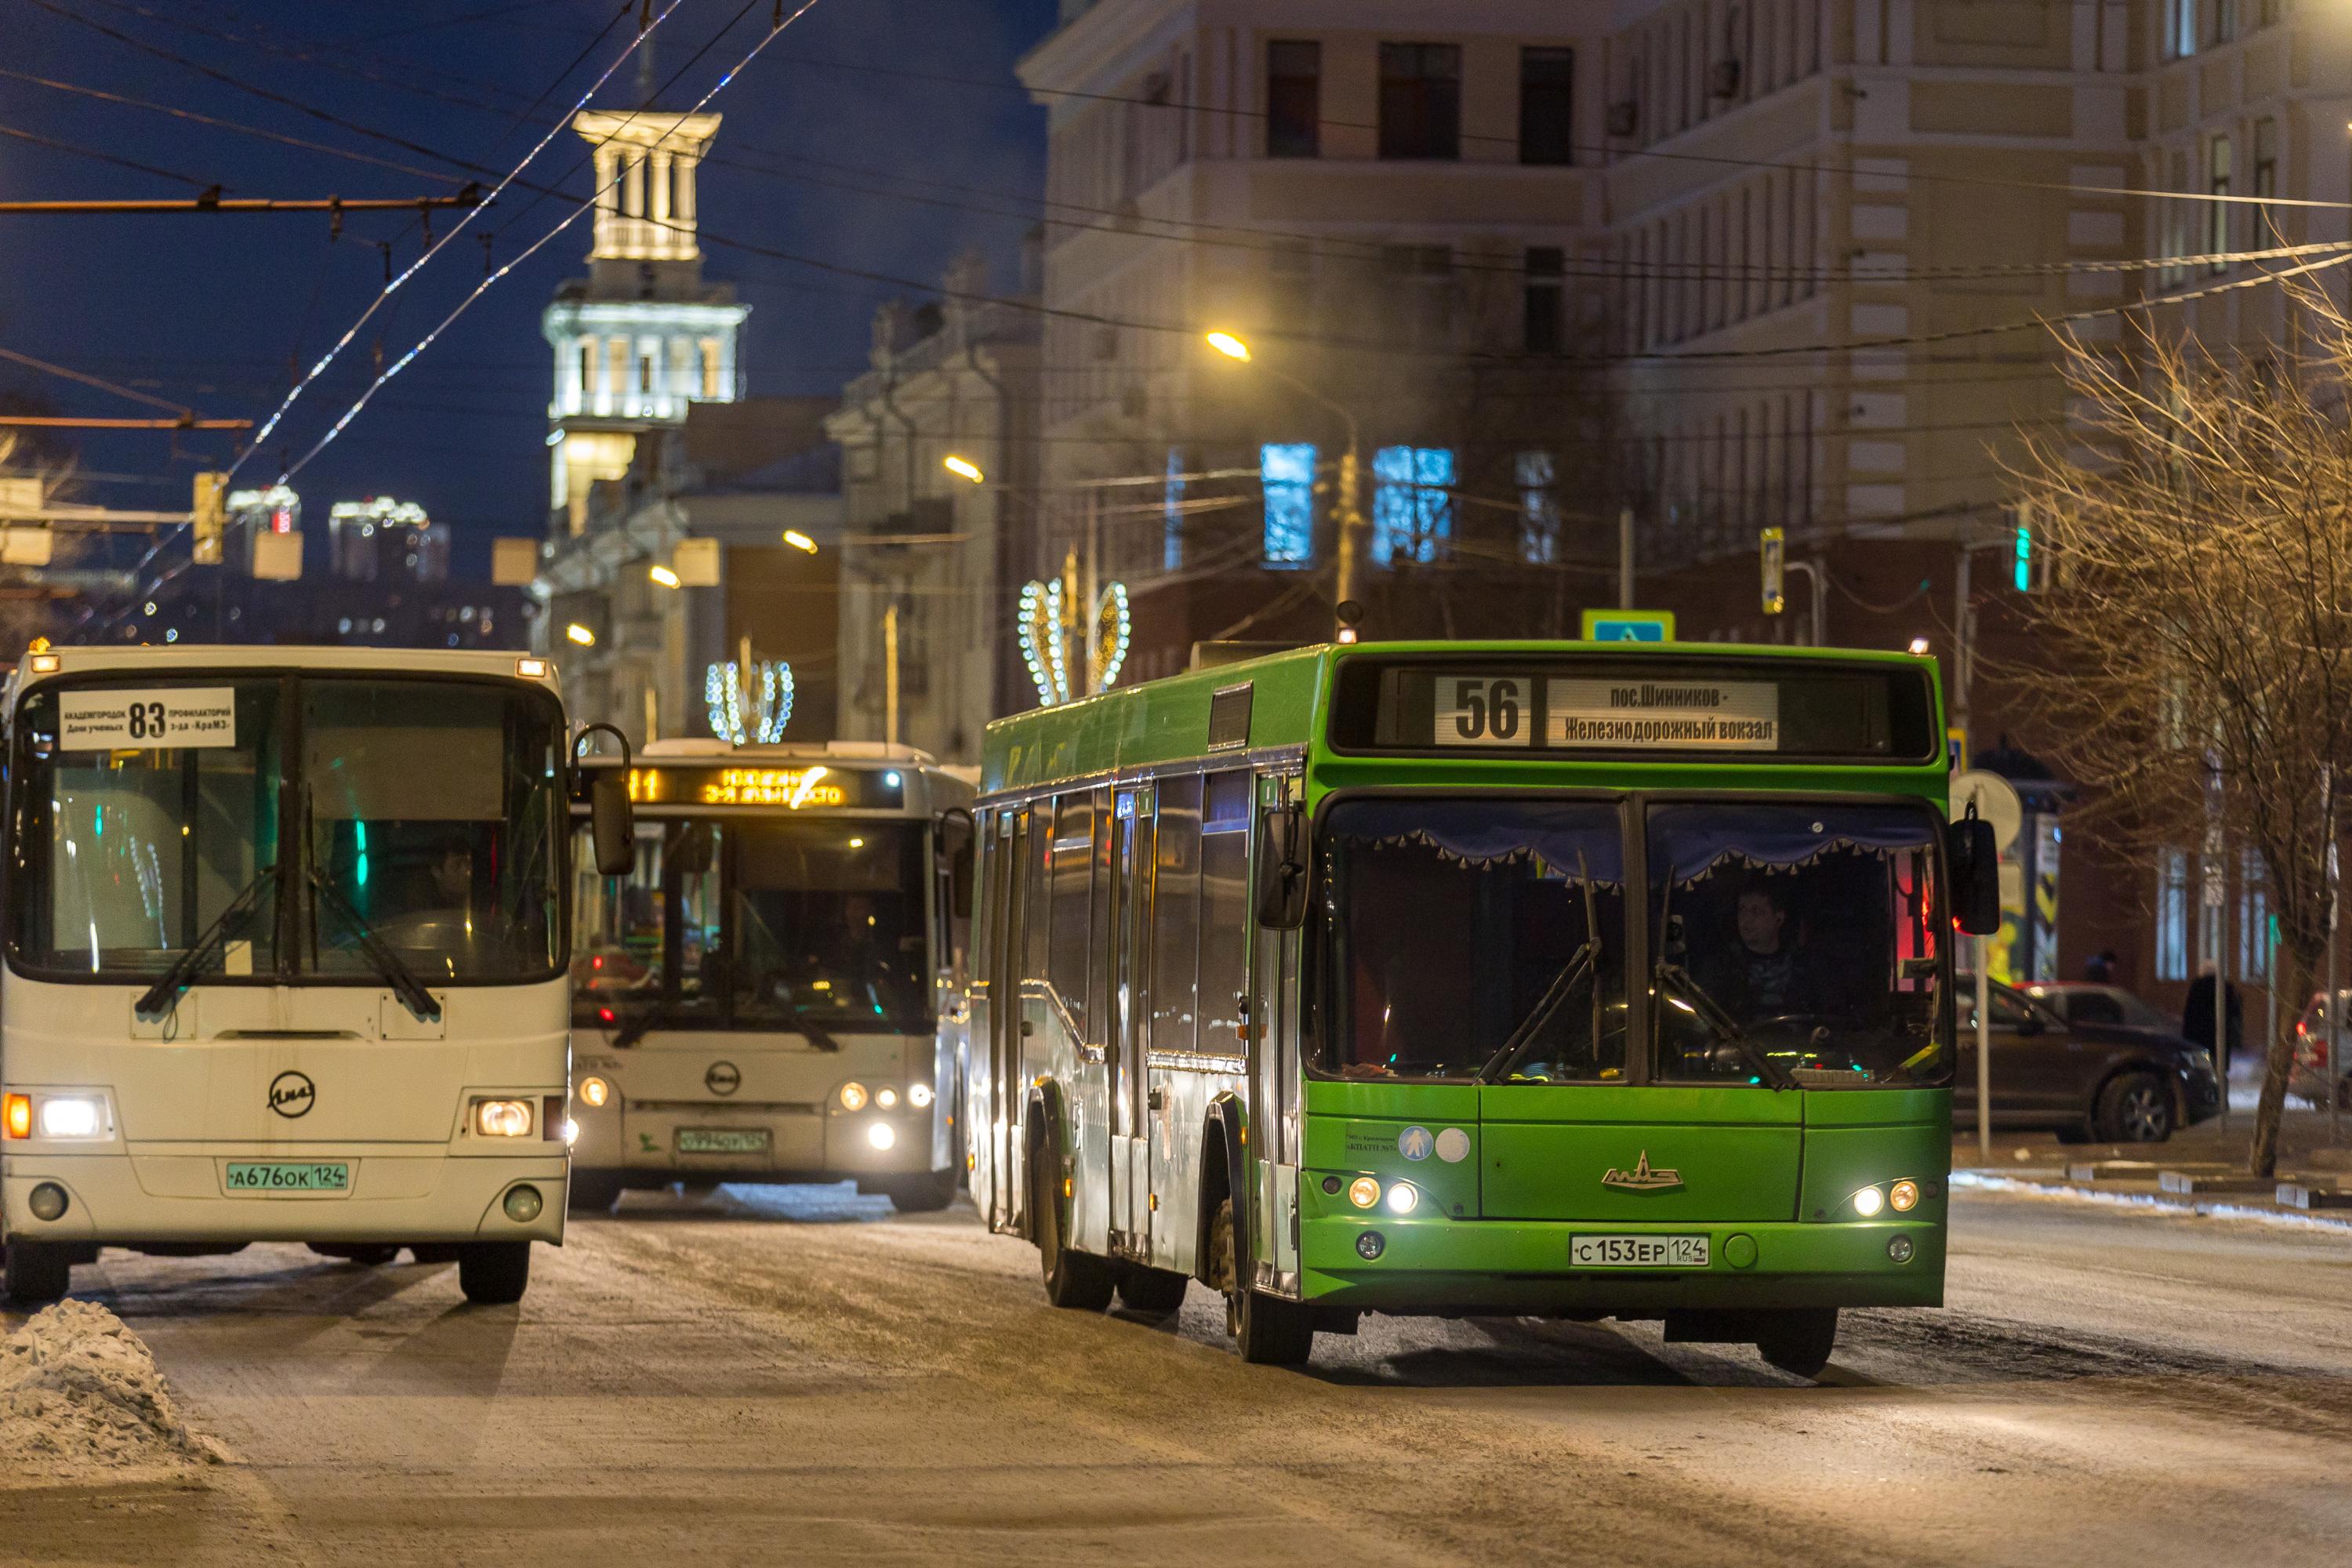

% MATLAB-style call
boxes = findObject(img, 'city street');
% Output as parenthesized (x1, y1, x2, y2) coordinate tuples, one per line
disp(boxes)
(6, 1185, 2350, 1568)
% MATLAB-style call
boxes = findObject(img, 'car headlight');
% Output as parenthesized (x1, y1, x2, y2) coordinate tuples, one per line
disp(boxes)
(473, 1098, 534, 1138)
(909, 1082, 935, 1109)
(579, 1076, 611, 1109)
(2190, 1049, 2215, 1074)
(37, 1096, 104, 1139)
(1853, 1185, 1886, 1218)
(839, 1082, 868, 1112)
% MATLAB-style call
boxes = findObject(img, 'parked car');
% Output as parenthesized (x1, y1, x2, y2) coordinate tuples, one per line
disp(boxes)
(1956, 979, 2221, 1143)
(2024, 981, 2178, 1033)
(2290, 990, 2352, 1109)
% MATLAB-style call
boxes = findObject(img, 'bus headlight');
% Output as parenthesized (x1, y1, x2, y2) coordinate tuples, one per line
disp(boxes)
(1385, 1181, 1418, 1215)
(1889, 1179, 1920, 1213)
(579, 1076, 611, 1109)
(1852, 1185, 1886, 1218)
(473, 1098, 534, 1138)
(839, 1082, 869, 1112)
(909, 1083, 935, 1109)
(867, 1120, 896, 1151)
(1347, 1177, 1380, 1209)
(877, 1087, 899, 1110)
(38, 1096, 103, 1139)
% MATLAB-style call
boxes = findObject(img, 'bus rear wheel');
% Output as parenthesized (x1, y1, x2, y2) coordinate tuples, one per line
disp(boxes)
(1756, 1308, 1839, 1379)
(456, 1241, 531, 1305)
(865, 1169, 960, 1213)
(1032, 1160, 1114, 1310)
(1116, 1262, 1190, 1317)
(3, 1240, 73, 1306)
(1211, 1198, 1314, 1366)
(568, 1171, 625, 1214)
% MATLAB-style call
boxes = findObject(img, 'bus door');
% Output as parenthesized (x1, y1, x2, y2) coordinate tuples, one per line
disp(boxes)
(1107, 786, 1154, 1251)
(1250, 772, 1304, 1285)
(985, 808, 1026, 1229)
(1070, 787, 1115, 1256)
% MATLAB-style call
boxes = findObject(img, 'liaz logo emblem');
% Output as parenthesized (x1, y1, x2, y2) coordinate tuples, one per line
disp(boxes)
(1601, 1151, 1682, 1192)
(267, 1070, 316, 1120)
(705, 1061, 741, 1096)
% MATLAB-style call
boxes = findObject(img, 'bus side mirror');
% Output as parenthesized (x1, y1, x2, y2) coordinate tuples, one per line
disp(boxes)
(1947, 816, 2001, 935)
(942, 809, 975, 920)
(1255, 802, 1308, 930)
(575, 722, 635, 878)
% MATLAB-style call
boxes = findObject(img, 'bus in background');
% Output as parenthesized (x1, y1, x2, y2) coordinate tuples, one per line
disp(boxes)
(1, 645, 633, 1307)
(568, 741, 975, 1213)
(969, 641, 1998, 1374)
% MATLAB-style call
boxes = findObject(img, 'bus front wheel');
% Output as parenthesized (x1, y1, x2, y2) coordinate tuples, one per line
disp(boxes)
(1032, 1160, 1114, 1310)
(1756, 1308, 1838, 1379)
(1210, 1198, 1314, 1366)
(457, 1242, 531, 1306)
(3, 1240, 72, 1306)
(864, 1170, 960, 1214)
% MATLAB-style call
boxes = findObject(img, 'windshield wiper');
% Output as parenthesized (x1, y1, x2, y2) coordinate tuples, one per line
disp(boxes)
(307, 870, 441, 1024)
(1653, 961, 1797, 1091)
(1480, 940, 1598, 1081)
(133, 862, 277, 1022)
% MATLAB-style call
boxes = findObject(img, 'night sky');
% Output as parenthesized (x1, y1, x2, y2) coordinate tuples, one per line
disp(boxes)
(0, 0, 1061, 575)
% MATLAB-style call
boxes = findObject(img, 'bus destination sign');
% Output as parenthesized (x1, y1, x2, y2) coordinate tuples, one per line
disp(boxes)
(1546, 679, 1778, 750)
(624, 764, 895, 809)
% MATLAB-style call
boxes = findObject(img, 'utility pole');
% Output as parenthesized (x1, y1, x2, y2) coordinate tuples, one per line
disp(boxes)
(1083, 489, 1101, 691)
(1334, 445, 1365, 627)
(1784, 558, 1828, 646)
(882, 602, 900, 748)
(1617, 506, 1635, 610)
(1951, 545, 1976, 749)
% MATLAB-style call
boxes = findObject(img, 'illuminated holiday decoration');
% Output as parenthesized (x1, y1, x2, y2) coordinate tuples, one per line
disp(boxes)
(704, 658, 794, 743)
(1016, 575, 1130, 709)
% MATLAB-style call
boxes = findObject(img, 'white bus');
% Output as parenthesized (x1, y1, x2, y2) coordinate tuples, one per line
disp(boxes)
(568, 741, 975, 1212)
(0, 645, 632, 1306)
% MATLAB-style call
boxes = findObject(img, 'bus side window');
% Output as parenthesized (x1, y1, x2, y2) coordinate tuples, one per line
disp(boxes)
(1151, 775, 1204, 1059)
(1047, 793, 1094, 1041)
(1199, 771, 1253, 1058)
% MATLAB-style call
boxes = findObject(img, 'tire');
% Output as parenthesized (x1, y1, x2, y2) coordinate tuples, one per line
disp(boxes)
(307, 1243, 400, 1265)
(1032, 1153, 1114, 1311)
(868, 1169, 960, 1214)
(2095, 1071, 2173, 1144)
(568, 1170, 626, 1214)
(1116, 1261, 1191, 1317)
(1210, 1197, 1314, 1366)
(5, 1240, 74, 1306)
(456, 1241, 531, 1305)
(1756, 1308, 1839, 1378)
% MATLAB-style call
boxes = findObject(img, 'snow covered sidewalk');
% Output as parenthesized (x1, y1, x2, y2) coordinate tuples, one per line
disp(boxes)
(0, 1298, 225, 1486)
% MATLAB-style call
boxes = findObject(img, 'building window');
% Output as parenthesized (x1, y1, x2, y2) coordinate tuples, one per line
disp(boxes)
(2156, 848, 2190, 982)
(2208, 134, 2231, 269)
(1524, 246, 1565, 353)
(2210, 0, 2236, 45)
(699, 338, 721, 398)
(1163, 446, 1186, 571)
(1372, 445, 1455, 564)
(605, 338, 630, 403)
(1516, 451, 1559, 563)
(1378, 42, 1461, 161)
(1519, 46, 1574, 165)
(2171, 0, 2197, 57)
(2239, 850, 2269, 981)
(638, 347, 656, 395)
(1269, 241, 1313, 325)
(2252, 118, 2277, 244)
(1266, 41, 1319, 158)
(577, 339, 597, 396)
(1384, 245, 1456, 347)
(1261, 442, 1316, 564)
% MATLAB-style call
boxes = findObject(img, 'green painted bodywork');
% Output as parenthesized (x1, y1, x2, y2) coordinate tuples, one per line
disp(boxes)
(974, 640, 1954, 1321)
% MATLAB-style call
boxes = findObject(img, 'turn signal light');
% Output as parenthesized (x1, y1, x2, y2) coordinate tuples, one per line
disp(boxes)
(839, 1082, 868, 1112)
(1889, 1179, 1920, 1213)
(3, 1094, 28, 1139)
(579, 1076, 611, 1109)
(1347, 1176, 1380, 1209)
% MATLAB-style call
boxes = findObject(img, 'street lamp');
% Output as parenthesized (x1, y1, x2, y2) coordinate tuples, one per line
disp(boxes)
(942, 455, 985, 485)
(564, 622, 596, 647)
(648, 564, 681, 589)
(781, 529, 818, 554)
(1203, 328, 1366, 639)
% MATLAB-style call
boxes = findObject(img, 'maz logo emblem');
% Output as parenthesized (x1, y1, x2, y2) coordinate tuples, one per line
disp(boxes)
(267, 1070, 316, 1120)
(1601, 1151, 1682, 1192)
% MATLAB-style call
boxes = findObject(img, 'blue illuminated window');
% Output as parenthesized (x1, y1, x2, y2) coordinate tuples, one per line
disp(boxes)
(1516, 451, 1559, 563)
(1163, 447, 1187, 571)
(1372, 446, 1455, 563)
(1261, 442, 1317, 564)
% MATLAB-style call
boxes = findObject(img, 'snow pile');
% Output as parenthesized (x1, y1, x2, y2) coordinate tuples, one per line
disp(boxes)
(0, 1298, 224, 1484)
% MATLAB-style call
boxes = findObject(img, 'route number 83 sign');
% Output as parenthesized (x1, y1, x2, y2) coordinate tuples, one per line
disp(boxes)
(58, 688, 238, 750)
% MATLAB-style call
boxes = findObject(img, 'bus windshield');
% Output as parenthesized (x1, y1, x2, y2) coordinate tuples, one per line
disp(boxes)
(572, 818, 931, 1033)
(9, 675, 565, 985)
(1319, 800, 1627, 1080)
(1650, 802, 1950, 1087)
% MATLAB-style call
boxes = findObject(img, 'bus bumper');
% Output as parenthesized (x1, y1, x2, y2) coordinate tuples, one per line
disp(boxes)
(1, 1151, 570, 1247)
(1298, 1215, 1945, 1313)
(569, 1102, 949, 1181)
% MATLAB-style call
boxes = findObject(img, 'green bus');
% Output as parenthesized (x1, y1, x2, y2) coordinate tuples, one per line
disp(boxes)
(966, 641, 1997, 1374)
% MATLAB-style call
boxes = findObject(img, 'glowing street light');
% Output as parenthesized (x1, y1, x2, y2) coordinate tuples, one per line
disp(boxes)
(1204, 331, 1252, 363)
(782, 529, 818, 554)
(942, 454, 985, 485)
(565, 622, 596, 647)
(648, 564, 681, 589)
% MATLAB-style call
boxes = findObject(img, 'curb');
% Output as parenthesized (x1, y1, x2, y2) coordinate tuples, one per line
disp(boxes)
(1951, 1170, 2352, 1232)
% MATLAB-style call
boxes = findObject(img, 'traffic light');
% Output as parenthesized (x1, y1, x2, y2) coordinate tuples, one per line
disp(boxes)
(191, 472, 228, 566)
(1759, 526, 1785, 615)
(2009, 501, 2052, 593)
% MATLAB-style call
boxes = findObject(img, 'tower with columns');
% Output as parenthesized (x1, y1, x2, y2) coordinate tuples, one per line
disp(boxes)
(542, 110, 748, 532)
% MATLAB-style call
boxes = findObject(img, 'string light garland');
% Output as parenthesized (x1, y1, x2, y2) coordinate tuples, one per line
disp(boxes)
(1017, 578, 1130, 708)
(705, 658, 794, 743)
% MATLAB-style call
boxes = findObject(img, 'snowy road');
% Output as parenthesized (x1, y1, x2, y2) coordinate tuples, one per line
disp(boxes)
(6, 1185, 2352, 1566)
